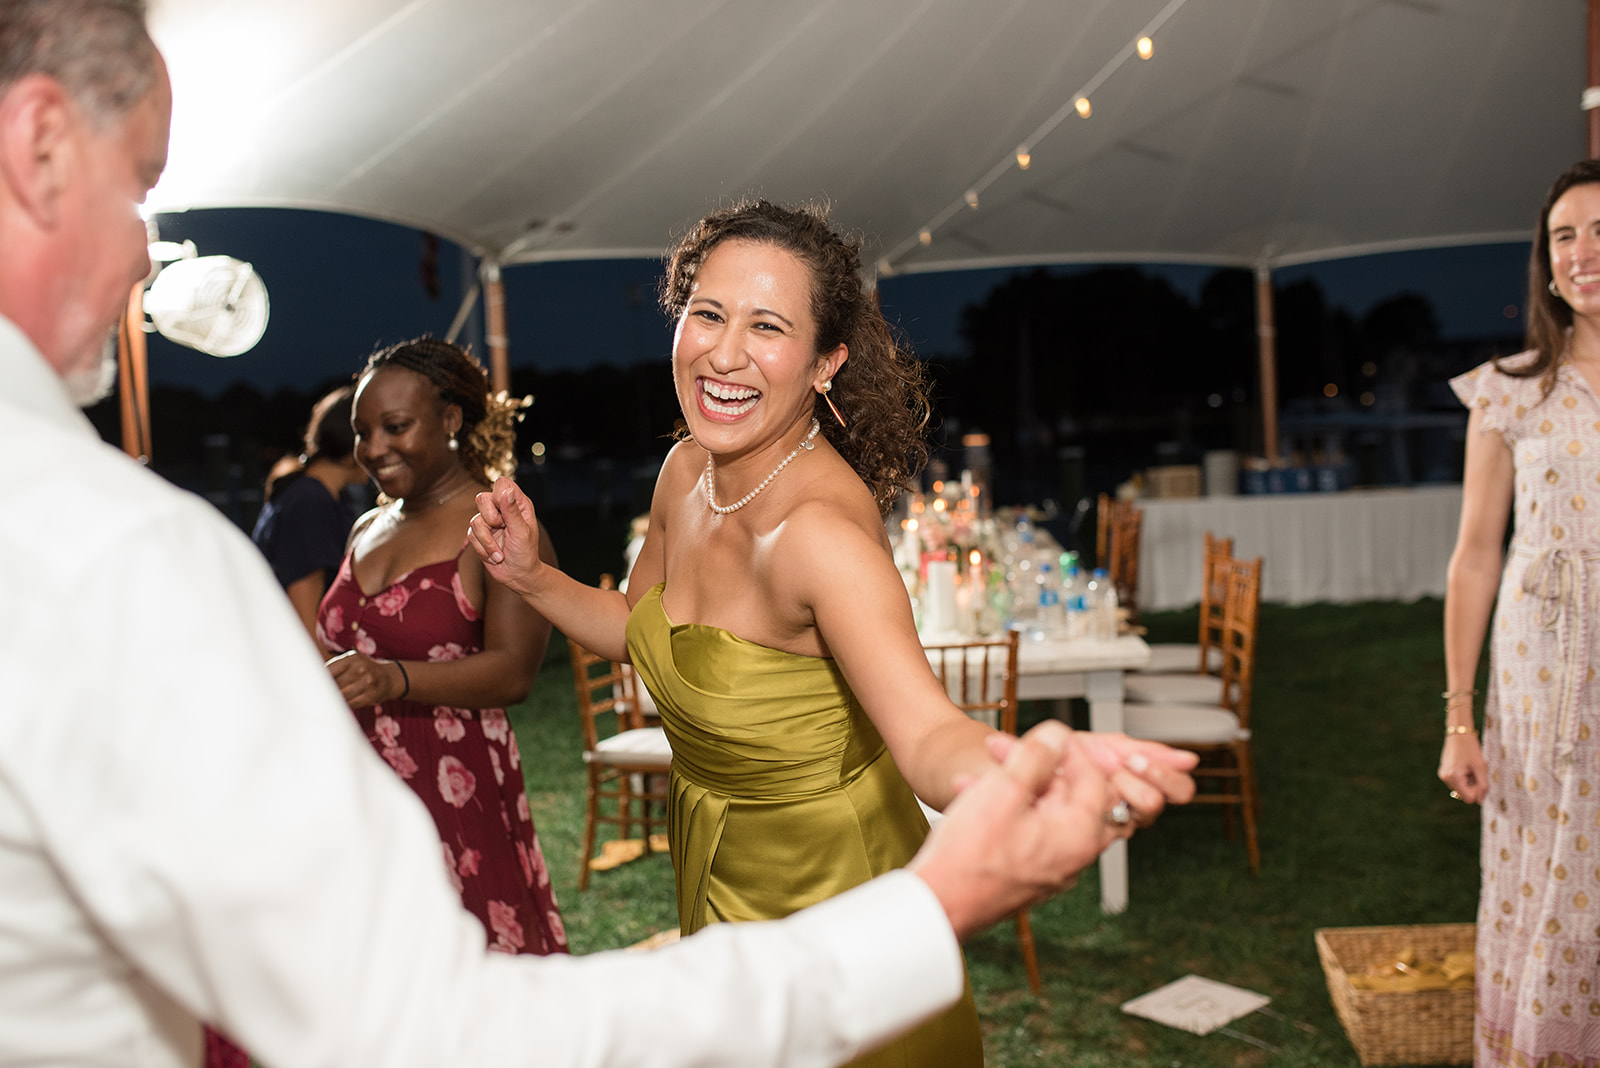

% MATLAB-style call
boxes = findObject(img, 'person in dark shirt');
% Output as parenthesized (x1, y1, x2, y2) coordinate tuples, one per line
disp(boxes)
(251, 385, 367, 642)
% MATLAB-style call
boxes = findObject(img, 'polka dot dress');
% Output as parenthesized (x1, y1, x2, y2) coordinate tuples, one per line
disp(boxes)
(1454, 355, 1600, 1065)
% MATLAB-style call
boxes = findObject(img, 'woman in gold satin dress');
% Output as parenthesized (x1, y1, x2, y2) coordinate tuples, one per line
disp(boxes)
(470, 201, 1185, 1067)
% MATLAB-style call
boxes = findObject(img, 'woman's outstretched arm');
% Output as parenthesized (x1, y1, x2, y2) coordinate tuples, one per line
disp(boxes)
(777, 498, 1194, 815)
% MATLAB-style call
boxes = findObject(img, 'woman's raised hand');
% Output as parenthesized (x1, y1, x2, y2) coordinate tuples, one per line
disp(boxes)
(467, 477, 546, 598)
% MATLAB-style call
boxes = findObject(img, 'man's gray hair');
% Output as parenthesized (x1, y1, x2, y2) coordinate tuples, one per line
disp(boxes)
(0, 0, 156, 127)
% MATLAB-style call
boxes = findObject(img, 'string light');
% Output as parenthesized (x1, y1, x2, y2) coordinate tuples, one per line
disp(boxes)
(877, 0, 1191, 276)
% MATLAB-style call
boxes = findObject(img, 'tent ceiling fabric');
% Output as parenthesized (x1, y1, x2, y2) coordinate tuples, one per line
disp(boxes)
(145, 0, 1584, 272)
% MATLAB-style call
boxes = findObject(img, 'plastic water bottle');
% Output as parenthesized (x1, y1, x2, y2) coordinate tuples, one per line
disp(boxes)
(1035, 560, 1064, 635)
(1061, 560, 1087, 638)
(1089, 567, 1119, 639)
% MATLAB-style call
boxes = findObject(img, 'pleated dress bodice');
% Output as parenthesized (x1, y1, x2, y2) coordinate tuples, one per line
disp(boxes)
(625, 582, 929, 931)
(625, 581, 983, 1067)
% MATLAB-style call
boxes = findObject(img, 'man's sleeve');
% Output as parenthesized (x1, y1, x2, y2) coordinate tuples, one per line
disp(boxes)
(17, 492, 964, 1068)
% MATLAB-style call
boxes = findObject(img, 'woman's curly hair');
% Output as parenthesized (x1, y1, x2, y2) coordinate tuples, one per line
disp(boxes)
(360, 337, 528, 485)
(660, 200, 931, 515)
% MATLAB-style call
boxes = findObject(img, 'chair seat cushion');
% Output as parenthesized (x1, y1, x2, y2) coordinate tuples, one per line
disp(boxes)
(588, 726, 673, 768)
(1139, 643, 1223, 674)
(1123, 703, 1247, 745)
(1124, 672, 1224, 705)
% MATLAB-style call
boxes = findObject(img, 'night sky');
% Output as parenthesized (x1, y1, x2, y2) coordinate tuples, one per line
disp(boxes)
(143, 207, 1531, 398)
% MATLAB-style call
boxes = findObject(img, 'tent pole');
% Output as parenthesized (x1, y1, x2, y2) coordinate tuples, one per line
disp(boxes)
(117, 281, 151, 463)
(483, 260, 509, 393)
(1255, 265, 1279, 464)
(1589, 0, 1600, 156)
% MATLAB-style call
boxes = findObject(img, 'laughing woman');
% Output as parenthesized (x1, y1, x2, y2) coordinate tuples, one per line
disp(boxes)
(468, 202, 1193, 1066)
(319, 337, 568, 959)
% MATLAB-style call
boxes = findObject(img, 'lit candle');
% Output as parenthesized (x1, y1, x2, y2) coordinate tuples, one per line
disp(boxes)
(899, 517, 922, 572)
(925, 560, 959, 634)
(967, 548, 984, 633)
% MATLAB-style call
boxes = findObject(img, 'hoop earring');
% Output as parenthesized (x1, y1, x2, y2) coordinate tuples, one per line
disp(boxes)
(1550, 278, 1562, 297)
(819, 380, 846, 428)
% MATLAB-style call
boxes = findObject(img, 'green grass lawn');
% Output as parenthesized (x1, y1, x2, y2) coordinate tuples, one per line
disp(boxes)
(508, 596, 1478, 1068)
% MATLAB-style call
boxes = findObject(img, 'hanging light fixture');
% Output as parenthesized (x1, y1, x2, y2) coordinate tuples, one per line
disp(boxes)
(964, 189, 979, 209)
(919, 229, 933, 245)
(1137, 36, 1154, 59)
(1016, 146, 1032, 170)
(1075, 97, 1092, 118)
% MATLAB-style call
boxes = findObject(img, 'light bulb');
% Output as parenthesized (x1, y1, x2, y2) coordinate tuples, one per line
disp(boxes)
(1075, 97, 1091, 118)
(964, 189, 979, 209)
(1016, 146, 1031, 170)
(1137, 36, 1153, 59)
(919, 229, 932, 246)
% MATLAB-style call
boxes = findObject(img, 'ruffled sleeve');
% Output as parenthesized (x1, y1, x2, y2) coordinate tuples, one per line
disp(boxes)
(1449, 352, 1541, 444)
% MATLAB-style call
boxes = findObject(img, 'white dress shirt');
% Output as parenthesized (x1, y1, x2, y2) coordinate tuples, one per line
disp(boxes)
(0, 314, 963, 1068)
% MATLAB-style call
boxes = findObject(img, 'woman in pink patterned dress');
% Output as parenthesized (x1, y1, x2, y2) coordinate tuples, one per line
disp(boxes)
(1441, 160, 1600, 1065)
(319, 337, 567, 957)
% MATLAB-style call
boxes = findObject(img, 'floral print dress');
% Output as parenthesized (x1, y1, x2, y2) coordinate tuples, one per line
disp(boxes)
(318, 550, 567, 957)
(1453, 355, 1600, 1065)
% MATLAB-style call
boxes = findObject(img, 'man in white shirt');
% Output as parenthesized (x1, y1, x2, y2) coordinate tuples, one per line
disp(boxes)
(0, 2, 1194, 1065)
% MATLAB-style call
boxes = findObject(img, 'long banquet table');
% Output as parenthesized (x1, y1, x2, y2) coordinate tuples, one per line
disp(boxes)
(1135, 485, 1463, 610)
(925, 630, 1150, 914)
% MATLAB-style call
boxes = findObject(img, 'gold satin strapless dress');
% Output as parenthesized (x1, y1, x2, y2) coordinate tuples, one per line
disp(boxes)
(627, 583, 983, 1067)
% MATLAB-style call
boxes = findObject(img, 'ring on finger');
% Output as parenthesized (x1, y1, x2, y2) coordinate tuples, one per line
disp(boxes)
(1105, 800, 1132, 826)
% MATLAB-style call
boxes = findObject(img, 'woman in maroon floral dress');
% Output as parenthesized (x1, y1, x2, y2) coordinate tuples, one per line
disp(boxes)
(318, 337, 567, 957)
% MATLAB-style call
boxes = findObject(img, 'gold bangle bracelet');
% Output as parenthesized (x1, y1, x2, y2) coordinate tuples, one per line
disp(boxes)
(1445, 724, 1477, 736)
(1441, 689, 1478, 700)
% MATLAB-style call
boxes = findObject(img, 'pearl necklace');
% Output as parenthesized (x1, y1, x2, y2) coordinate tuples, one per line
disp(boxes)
(705, 420, 820, 515)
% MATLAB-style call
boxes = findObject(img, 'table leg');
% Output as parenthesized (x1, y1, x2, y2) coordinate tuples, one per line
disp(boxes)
(1085, 669, 1128, 915)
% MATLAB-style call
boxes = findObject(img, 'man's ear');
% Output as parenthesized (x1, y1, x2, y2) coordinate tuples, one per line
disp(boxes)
(0, 74, 75, 230)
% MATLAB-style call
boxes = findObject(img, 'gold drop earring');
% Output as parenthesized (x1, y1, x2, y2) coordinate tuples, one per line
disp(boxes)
(819, 380, 846, 428)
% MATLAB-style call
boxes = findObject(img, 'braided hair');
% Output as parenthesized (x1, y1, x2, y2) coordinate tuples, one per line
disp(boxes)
(661, 200, 931, 515)
(359, 337, 527, 484)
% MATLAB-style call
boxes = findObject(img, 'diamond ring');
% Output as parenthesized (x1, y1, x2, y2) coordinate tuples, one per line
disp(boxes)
(1105, 800, 1132, 826)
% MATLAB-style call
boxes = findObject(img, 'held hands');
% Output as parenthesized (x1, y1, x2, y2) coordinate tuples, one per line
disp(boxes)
(466, 478, 545, 598)
(325, 650, 407, 710)
(908, 723, 1196, 941)
(1438, 731, 1488, 804)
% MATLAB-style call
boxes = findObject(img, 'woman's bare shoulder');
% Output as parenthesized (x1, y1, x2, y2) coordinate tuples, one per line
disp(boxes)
(656, 439, 704, 488)
(776, 464, 891, 564)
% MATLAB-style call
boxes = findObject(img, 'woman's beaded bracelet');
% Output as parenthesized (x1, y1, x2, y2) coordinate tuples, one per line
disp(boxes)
(1444, 723, 1476, 736)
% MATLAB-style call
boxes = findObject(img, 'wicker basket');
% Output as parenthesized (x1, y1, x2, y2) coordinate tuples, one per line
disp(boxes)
(1314, 924, 1474, 1066)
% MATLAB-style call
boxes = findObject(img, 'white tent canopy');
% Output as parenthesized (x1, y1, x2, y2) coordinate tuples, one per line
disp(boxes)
(145, 0, 1585, 275)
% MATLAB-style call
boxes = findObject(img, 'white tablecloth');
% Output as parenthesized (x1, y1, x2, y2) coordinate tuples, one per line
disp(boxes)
(1135, 486, 1463, 610)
